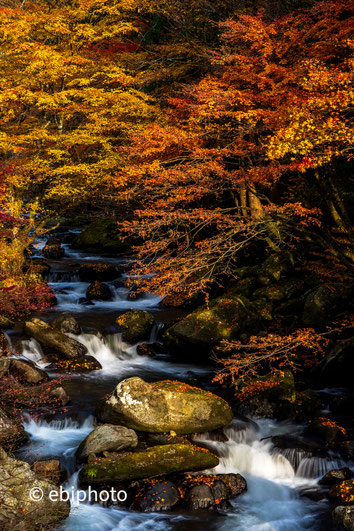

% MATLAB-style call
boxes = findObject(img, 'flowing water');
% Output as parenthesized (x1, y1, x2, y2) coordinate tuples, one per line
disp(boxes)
(10, 234, 351, 530)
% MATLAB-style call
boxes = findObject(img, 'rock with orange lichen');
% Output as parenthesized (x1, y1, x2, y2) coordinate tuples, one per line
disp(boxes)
(96, 376, 233, 434)
(329, 480, 354, 505)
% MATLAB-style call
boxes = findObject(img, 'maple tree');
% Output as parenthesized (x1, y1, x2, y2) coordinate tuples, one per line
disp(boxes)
(119, 0, 353, 300)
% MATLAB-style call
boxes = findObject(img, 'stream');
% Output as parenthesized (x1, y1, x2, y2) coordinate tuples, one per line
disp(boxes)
(7, 233, 352, 530)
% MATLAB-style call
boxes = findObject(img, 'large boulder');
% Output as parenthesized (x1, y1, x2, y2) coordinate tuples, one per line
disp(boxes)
(42, 237, 65, 260)
(258, 251, 294, 285)
(24, 318, 88, 359)
(96, 377, 233, 434)
(0, 448, 70, 529)
(319, 468, 352, 486)
(9, 359, 48, 384)
(79, 443, 219, 485)
(332, 506, 354, 530)
(116, 310, 156, 344)
(53, 312, 81, 335)
(78, 263, 121, 282)
(320, 338, 354, 387)
(73, 219, 129, 254)
(164, 295, 261, 352)
(86, 281, 112, 301)
(76, 425, 138, 462)
(302, 284, 351, 328)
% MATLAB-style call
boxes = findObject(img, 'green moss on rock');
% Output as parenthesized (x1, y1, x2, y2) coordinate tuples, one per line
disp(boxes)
(79, 444, 219, 484)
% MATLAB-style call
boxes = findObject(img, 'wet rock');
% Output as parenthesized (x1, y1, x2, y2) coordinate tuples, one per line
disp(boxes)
(78, 297, 94, 306)
(320, 338, 354, 387)
(0, 407, 27, 449)
(50, 386, 69, 405)
(145, 433, 191, 447)
(136, 343, 156, 357)
(53, 312, 81, 335)
(24, 318, 88, 359)
(79, 444, 219, 485)
(319, 468, 352, 486)
(258, 251, 294, 285)
(163, 295, 261, 352)
(329, 480, 354, 505)
(0, 357, 10, 377)
(308, 417, 347, 446)
(332, 506, 354, 530)
(184, 483, 214, 509)
(239, 370, 296, 419)
(42, 237, 65, 259)
(130, 480, 179, 512)
(86, 281, 113, 301)
(33, 459, 66, 485)
(180, 473, 246, 510)
(0, 448, 70, 529)
(54, 356, 102, 373)
(96, 377, 233, 434)
(216, 473, 248, 497)
(73, 219, 129, 254)
(9, 359, 48, 384)
(0, 315, 15, 329)
(116, 310, 156, 344)
(76, 425, 138, 462)
(78, 263, 121, 282)
(302, 283, 351, 328)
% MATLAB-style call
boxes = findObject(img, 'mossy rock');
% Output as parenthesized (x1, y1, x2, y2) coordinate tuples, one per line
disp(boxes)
(239, 371, 296, 419)
(163, 295, 261, 352)
(79, 444, 219, 485)
(258, 251, 294, 286)
(24, 318, 88, 359)
(0, 315, 15, 329)
(96, 376, 233, 434)
(253, 278, 301, 303)
(302, 283, 351, 328)
(73, 219, 129, 254)
(329, 480, 354, 505)
(116, 310, 156, 344)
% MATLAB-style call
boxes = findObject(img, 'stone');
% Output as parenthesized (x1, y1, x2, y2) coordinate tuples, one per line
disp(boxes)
(76, 425, 138, 462)
(116, 310, 156, 344)
(78, 263, 121, 282)
(42, 238, 65, 259)
(0, 407, 27, 449)
(73, 219, 129, 254)
(54, 356, 102, 373)
(309, 417, 347, 446)
(253, 278, 301, 303)
(79, 444, 219, 485)
(0, 330, 8, 354)
(0, 357, 10, 377)
(179, 473, 247, 510)
(302, 283, 351, 328)
(24, 318, 88, 359)
(0, 315, 15, 329)
(319, 468, 352, 486)
(96, 377, 233, 434)
(329, 480, 354, 505)
(258, 251, 294, 285)
(320, 338, 354, 387)
(163, 295, 261, 352)
(86, 281, 112, 301)
(0, 448, 70, 528)
(131, 480, 180, 512)
(33, 459, 66, 485)
(53, 312, 81, 335)
(9, 359, 48, 384)
(332, 506, 354, 530)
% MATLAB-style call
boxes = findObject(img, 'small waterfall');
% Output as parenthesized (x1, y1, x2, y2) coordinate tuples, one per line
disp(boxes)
(19, 338, 50, 367)
(296, 454, 347, 479)
(149, 322, 164, 343)
(21, 415, 94, 468)
(47, 271, 80, 283)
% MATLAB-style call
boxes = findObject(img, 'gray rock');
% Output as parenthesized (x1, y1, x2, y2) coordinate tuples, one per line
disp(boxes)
(10, 359, 48, 384)
(53, 312, 81, 335)
(333, 506, 354, 530)
(76, 424, 138, 462)
(319, 467, 352, 486)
